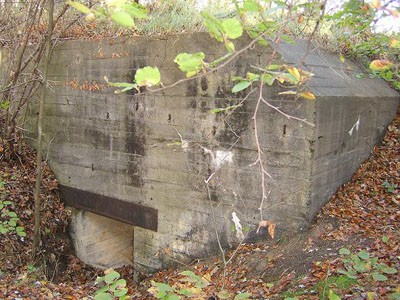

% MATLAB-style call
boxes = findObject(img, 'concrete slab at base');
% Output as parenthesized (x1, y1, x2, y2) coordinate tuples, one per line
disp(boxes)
(69, 208, 134, 268)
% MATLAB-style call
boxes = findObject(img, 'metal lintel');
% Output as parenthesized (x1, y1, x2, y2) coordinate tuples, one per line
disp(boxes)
(59, 185, 158, 232)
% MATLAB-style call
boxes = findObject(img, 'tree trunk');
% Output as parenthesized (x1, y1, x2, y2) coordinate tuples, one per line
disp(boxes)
(33, 0, 54, 254)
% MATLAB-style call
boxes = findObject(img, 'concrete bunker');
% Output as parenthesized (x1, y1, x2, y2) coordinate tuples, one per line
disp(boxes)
(25, 33, 399, 271)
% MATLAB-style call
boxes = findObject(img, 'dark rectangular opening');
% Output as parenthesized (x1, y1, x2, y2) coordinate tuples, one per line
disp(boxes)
(60, 185, 158, 231)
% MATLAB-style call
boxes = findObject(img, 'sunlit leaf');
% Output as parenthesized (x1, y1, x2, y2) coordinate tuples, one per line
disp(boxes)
(370, 0, 381, 9)
(202, 13, 224, 42)
(174, 52, 205, 77)
(110, 11, 134, 28)
(389, 38, 400, 48)
(221, 18, 243, 39)
(225, 40, 235, 52)
(232, 80, 251, 93)
(135, 66, 161, 86)
(122, 3, 148, 19)
(104, 271, 119, 284)
(67, 1, 91, 14)
(94, 292, 113, 300)
(243, 1, 259, 12)
(288, 67, 301, 82)
(210, 105, 241, 114)
(278, 91, 297, 95)
(369, 60, 393, 71)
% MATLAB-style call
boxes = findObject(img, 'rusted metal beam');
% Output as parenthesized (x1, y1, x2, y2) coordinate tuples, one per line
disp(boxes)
(59, 185, 158, 232)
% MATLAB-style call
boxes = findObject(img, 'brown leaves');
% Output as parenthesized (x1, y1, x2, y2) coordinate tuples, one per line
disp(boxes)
(256, 220, 276, 239)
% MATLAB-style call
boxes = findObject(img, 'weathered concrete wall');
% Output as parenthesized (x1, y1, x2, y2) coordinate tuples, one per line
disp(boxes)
(23, 33, 399, 271)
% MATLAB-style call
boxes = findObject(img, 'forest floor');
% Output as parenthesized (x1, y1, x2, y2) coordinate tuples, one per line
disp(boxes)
(0, 112, 399, 299)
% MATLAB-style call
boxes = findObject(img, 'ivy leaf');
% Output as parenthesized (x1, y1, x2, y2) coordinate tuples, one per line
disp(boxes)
(232, 81, 251, 93)
(110, 11, 134, 28)
(372, 273, 387, 281)
(221, 19, 243, 39)
(94, 293, 113, 300)
(164, 294, 181, 300)
(243, 1, 259, 12)
(358, 250, 370, 260)
(67, 1, 91, 14)
(104, 271, 119, 284)
(174, 52, 205, 77)
(382, 267, 397, 274)
(234, 292, 252, 300)
(339, 248, 350, 255)
(135, 67, 161, 87)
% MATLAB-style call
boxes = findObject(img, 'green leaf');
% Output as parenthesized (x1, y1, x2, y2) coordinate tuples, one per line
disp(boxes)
(225, 41, 235, 52)
(390, 292, 400, 299)
(358, 250, 370, 260)
(164, 294, 181, 300)
(372, 273, 387, 281)
(110, 12, 134, 28)
(121, 3, 148, 19)
(232, 81, 251, 93)
(94, 292, 113, 300)
(67, 1, 91, 14)
(114, 288, 128, 297)
(178, 289, 192, 297)
(261, 74, 276, 85)
(174, 52, 205, 78)
(8, 220, 16, 227)
(382, 267, 397, 274)
(135, 67, 161, 87)
(382, 236, 389, 244)
(8, 212, 17, 218)
(152, 282, 174, 293)
(221, 19, 243, 39)
(234, 292, 252, 300)
(97, 286, 109, 294)
(281, 35, 295, 44)
(112, 278, 127, 288)
(17, 231, 26, 237)
(104, 271, 120, 284)
(210, 105, 241, 114)
(339, 248, 350, 255)
(328, 289, 341, 300)
(243, 1, 259, 12)
(3, 201, 12, 205)
(202, 13, 224, 42)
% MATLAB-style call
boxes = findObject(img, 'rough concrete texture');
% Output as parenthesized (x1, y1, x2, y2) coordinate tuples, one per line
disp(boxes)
(23, 33, 399, 271)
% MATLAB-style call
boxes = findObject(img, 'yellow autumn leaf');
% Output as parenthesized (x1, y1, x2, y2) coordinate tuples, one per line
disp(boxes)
(340, 55, 345, 63)
(288, 67, 301, 82)
(369, 59, 393, 71)
(389, 38, 400, 48)
(371, 0, 381, 9)
(299, 92, 316, 100)
(390, 9, 399, 18)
